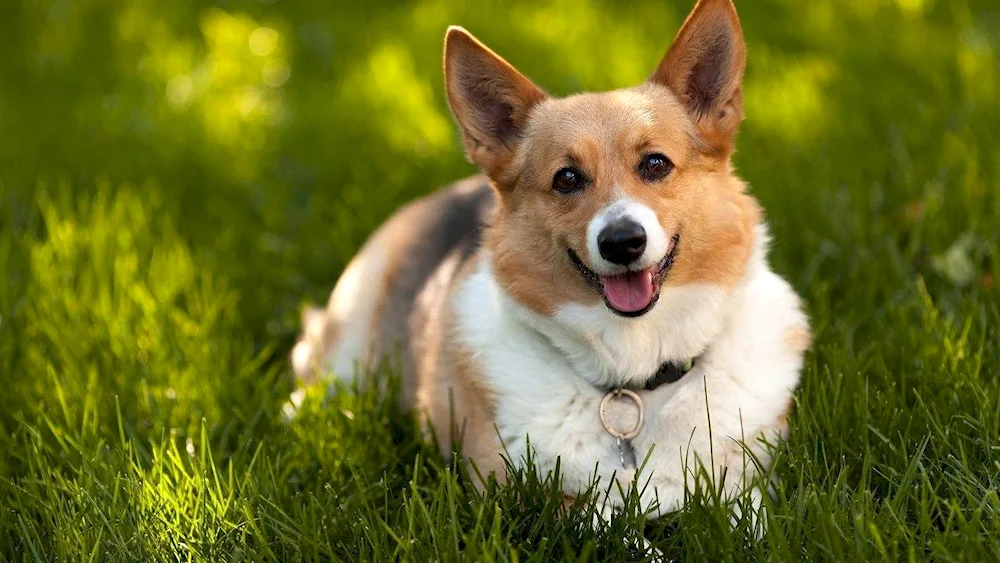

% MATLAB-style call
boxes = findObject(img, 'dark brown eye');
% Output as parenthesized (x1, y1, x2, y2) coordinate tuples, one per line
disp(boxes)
(553, 167, 585, 193)
(638, 153, 673, 182)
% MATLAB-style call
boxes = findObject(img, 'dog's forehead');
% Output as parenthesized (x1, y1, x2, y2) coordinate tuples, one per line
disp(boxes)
(524, 85, 692, 159)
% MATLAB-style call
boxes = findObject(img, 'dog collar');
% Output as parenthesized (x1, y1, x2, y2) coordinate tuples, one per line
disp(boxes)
(636, 358, 695, 392)
(598, 358, 696, 469)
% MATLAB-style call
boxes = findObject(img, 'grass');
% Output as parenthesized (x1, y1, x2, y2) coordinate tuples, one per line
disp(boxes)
(1, 0, 999, 560)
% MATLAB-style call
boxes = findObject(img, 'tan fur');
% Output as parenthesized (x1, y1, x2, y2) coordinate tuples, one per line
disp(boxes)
(367, 222, 414, 356)
(775, 400, 795, 435)
(784, 326, 813, 355)
(296, 307, 337, 384)
(344, 197, 451, 377)
(480, 84, 756, 315)
(293, 177, 494, 405)
(416, 254, 506, 483)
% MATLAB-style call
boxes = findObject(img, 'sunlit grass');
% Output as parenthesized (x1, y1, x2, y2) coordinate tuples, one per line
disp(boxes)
(1, 0, 998, 560)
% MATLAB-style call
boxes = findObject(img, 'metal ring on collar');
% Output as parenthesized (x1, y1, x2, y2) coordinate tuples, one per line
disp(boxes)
(598, 388, 644, 440)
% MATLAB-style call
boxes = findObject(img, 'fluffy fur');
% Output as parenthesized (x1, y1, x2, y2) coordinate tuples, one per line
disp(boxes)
(293, 0, 810, 521)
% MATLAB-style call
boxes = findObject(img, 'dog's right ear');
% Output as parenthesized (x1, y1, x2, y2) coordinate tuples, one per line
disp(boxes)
(649, 0, 746, 157)
(444, 27, 547, 178)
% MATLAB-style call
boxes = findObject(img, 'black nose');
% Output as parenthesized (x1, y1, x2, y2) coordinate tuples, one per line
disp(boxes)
(597, 219, 646, 265)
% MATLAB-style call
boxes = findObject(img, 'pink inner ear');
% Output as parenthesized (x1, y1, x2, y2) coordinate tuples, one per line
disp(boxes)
(649, 0, 745, 115)
(445, 30, 548, 167)
(466, 80, 520, 147)
(459, 71, 544, 147)
(684, 29, 737, 116)
(646, 1, 746, 155)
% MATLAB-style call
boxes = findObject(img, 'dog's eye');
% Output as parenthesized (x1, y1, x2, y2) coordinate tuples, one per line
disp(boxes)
(553, 167, 585, 193)
(638, 153, 673, 182)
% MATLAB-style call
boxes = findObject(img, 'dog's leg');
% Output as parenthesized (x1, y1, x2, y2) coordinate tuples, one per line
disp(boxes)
(291, 306, 333, 383)
(285, 247, 389, 420)
(290, 240, 393, 394)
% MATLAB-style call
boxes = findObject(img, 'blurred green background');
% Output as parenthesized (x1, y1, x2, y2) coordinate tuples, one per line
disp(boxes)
(1, 0, 999, 559)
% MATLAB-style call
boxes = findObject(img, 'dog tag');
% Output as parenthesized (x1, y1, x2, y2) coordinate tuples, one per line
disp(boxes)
(617, 437, 637, 469)
(600, 388, 644, 470)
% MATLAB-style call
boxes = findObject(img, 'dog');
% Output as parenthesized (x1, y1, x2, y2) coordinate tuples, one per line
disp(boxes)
(292, 0, 810, 522)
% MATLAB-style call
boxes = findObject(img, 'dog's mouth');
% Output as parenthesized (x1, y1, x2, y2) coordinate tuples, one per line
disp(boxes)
(567, 233, 681, 318)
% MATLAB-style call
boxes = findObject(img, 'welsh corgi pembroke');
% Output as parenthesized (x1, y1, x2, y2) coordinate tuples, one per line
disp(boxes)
(292, 0, 810, 521)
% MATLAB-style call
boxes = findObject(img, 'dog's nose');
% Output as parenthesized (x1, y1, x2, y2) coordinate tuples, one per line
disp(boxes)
(597, 219, 647, 265)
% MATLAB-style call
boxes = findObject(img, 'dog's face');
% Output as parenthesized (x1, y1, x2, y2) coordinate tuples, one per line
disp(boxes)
(445, 0, 759, 318)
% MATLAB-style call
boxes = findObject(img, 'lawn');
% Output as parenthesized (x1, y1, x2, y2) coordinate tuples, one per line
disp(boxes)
(1, 0, 999, 560)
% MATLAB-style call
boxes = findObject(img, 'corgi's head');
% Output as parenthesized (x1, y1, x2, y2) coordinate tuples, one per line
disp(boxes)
(444, 0, 760, 319)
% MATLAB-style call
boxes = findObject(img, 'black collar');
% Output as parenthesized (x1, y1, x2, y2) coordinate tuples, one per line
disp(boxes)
(606, 358, 695, 393)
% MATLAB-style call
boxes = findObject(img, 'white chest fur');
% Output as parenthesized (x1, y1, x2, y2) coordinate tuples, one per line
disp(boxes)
(451, 229, 808, 516)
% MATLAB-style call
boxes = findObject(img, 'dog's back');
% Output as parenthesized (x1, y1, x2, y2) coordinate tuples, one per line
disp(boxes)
(291, 176, 493, 404)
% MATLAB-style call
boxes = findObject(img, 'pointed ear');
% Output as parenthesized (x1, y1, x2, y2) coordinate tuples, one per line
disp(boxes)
(444, 27, 547, 177)
(650, 0, 746, 155)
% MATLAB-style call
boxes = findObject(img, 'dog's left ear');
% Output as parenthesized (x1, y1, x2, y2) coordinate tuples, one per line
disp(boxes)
(444, 27, 547, 180)
(650, 0, 746, 156)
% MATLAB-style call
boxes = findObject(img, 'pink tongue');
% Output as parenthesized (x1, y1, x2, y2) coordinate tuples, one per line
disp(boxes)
(600, 270, 655, 313)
